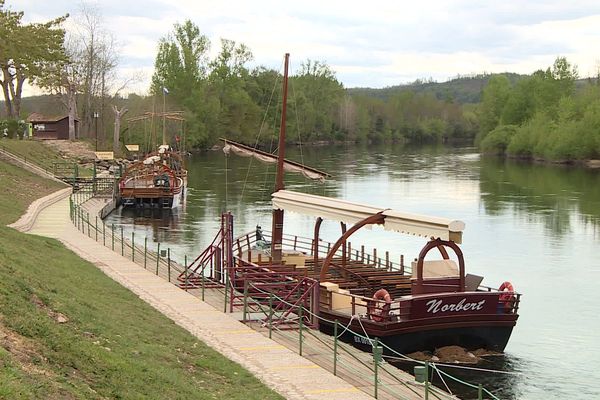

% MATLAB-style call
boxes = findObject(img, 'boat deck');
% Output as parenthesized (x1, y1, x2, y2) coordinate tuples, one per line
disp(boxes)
(239, 249, 412, 299)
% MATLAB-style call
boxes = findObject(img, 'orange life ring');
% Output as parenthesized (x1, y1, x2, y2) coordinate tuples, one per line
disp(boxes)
(498, 281, 515, 310)
(367, 288, 392, 322)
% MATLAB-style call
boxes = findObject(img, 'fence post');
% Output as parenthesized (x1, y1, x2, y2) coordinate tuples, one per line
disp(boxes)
(201, 267, 205, 301)
(95, 216, 98, 241)
(144, 237, 148, 269)
(103, 222, 106, 246)
(424, 361, 430, 400)
(373, 338, 383, 399)
(156, 243, 161, 275)
(111, 223, 115, 250)
(184, 255, 188, 291)
(223, 273, 228, 313)
(268, 294, 273, 339)
(298, 305, 304, 356)
(478, 384, 483, 400)
(167, 248, 171, 282)
(243, 279, 249, 322)
(86, 212, 90, 237)
(333, 319, 338, 376)
(121, 226, 124, 256)
(132, 232, 135, 262)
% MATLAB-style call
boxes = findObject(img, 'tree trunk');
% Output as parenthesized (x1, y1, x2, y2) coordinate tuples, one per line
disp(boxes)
(13, 72, 25, 118)
(67, 86, 78, 140)
(0, 81, 13, 118)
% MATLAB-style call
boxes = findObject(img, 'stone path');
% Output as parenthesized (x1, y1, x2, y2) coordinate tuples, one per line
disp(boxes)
(18, 193, 377, 400)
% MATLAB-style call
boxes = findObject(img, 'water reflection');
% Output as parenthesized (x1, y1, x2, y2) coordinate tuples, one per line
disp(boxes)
(479, 157, 600, 236)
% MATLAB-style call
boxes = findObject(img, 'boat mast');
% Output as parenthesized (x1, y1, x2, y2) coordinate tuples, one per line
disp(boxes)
(271, 53, 289, 263)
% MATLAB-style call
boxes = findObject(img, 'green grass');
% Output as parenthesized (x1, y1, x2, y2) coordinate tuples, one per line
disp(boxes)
(0, 139, 94, 177)
(0, 164, 284, 399)
(0, 160, 65, 225)
(0, 139, 67, 172)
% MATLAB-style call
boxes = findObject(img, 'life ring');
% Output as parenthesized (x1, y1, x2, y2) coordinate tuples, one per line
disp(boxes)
(367, 288, 392, 322)
(498, 281, 515, 310)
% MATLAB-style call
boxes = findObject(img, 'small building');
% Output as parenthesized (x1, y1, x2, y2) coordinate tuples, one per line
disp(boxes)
(26, 113, 79, 140)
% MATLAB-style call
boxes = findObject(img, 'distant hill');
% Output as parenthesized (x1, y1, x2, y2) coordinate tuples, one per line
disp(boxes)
(347, 73, 526, 104)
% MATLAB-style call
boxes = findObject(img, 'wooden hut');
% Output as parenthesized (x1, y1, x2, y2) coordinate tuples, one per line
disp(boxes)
(26, 113, 79, 140)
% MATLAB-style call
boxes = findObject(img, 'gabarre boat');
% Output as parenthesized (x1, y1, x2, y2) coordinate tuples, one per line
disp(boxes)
(118, 144, 187, 208)
(185, 53, 520, 357)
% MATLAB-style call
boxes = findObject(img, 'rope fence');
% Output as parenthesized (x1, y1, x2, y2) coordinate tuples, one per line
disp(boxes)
(69, 189, 506, 400)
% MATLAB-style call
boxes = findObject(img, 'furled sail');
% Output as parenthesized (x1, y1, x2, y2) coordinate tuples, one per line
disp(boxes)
(221, 138, 330, 182)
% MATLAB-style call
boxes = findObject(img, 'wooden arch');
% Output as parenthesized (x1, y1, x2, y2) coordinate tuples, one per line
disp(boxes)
(414, 238, 465, 294)
(319, 212, 386, 281)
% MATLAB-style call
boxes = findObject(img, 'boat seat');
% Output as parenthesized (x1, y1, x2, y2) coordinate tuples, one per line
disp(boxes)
(465, 273, 484, 291)
(411, 259, 459, 278)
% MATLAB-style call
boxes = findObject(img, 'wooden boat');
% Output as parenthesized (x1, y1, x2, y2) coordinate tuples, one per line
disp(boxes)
(118, 145, 187, 208)
(190, 53, 520, 356)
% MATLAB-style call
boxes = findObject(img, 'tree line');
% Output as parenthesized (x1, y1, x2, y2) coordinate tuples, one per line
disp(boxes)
(3, 2, 600, 163)
(146, 20, 477, 149)
(478, 57, 600, 161)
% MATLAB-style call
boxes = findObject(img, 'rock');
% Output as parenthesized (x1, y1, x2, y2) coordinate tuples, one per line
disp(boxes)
(55, 313, 69, 323)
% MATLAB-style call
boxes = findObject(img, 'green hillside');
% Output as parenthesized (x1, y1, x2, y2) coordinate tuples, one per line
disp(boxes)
(0, 160, 283, 400)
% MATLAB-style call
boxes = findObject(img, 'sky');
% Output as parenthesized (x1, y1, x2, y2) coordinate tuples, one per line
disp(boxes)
(12, 0, 600, 96)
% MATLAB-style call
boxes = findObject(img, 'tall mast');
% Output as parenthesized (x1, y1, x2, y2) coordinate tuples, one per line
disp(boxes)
(271, 53, 289, 263)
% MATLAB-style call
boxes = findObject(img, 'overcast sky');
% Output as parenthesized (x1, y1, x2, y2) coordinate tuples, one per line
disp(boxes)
(13, 0, 600, 96)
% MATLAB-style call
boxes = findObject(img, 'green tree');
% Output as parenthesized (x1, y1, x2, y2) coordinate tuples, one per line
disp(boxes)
(476, 75, 511, 141)
(150, 19, 209, 100)
(0, 0, 67, 118)
(289, 59, 344, 141)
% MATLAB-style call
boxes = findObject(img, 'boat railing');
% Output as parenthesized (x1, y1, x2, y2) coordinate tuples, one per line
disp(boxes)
(234, 229, 410, 274)
(322, 287, 522, 323)
(229, 255, 320, 328)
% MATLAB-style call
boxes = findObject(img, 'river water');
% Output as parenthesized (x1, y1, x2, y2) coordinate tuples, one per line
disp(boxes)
(106, 144, 600, 399)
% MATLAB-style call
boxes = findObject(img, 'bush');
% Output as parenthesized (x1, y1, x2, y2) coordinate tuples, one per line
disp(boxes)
(480, 124, 517, 154)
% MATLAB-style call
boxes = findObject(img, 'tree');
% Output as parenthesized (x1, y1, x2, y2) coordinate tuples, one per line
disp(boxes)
(112, 105, 127, 154)
(476, 75, 511, 140)
(150, 19, 209, 99)
(0, 0, 67, 118)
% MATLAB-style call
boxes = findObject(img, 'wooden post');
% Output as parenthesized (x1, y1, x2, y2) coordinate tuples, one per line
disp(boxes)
(144, 237, 147, 269)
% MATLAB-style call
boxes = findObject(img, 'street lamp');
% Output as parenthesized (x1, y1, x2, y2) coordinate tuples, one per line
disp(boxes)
(93, 112, 99, 151)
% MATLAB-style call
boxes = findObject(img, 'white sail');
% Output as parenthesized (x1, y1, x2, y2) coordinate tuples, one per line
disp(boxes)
(221, 139, 329, 182)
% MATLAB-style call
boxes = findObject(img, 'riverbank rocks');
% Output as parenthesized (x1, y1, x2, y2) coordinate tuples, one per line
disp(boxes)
(407, 345, 501, 364)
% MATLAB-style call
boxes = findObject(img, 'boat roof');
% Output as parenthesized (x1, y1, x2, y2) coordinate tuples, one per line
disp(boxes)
(272, 190, 465, 243)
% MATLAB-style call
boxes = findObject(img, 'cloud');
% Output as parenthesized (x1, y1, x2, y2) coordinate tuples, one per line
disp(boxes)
(11, 0, 600, 95)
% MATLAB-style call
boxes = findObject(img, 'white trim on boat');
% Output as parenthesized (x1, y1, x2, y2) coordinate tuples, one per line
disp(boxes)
(272, 190, 465, 243)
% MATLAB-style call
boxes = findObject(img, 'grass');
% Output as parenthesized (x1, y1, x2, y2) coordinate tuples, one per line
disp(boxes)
(0, 161, 65, 225)
(0, 139, 67, 172)
(0, 163, 284, 399)
(0, 139, 94, 177)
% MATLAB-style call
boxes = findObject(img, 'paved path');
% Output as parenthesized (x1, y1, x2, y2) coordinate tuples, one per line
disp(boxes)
(20, 194, 377, 400)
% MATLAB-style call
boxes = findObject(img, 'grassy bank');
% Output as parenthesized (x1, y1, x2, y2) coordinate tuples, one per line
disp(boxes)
(0, 160, 65, 225)
(0, 163, 283, 399)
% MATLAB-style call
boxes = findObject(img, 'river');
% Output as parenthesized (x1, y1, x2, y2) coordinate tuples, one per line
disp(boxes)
(105, 143, 600, 399)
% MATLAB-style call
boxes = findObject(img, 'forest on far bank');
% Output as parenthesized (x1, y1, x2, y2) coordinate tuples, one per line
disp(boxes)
(2, 1, 600, 162)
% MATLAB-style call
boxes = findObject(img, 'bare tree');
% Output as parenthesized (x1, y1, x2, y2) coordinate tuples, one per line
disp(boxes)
(112, 105, 127, 154)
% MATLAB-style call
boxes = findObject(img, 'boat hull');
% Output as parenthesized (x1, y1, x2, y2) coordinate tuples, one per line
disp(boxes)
(319, 318, 515, 355)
